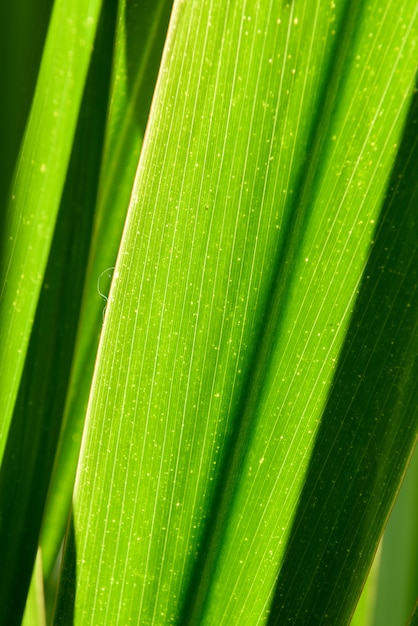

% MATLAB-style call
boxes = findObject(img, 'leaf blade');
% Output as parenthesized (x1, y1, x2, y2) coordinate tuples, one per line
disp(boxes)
(67, 0, 418, 623)
(0, 0, 102, 461)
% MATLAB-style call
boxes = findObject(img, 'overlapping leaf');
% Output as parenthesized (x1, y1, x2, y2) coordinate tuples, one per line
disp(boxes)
(61, 0, 418, 624)
(0, 0, 102, 460)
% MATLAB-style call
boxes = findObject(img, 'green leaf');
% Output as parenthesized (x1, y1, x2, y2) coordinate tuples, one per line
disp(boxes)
(39, 0, 173, 580)
(0, 0, 102, 461)
(409, 602, 418, 626)
(0, 0, 53, 214)
(0, 4, 115, 623)
(370, 446, 418, 626)
(58, 0, 418, 624)
(0, 0, 173, 620)
(22, 551, 46, 626)
(350, 541, 382, 626)
(266, 101, 418, 621)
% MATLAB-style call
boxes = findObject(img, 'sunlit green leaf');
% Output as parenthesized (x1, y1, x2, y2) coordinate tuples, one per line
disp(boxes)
(40, 0, 173, 581)
(0, 0, 102, 460)
(62, 0, 418, 623)
(1, 0, 416, 623)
